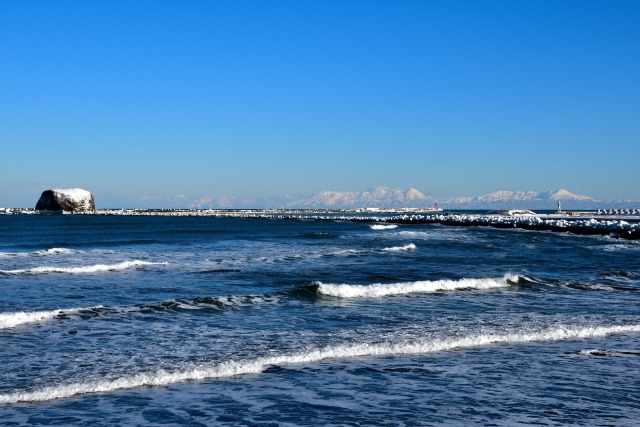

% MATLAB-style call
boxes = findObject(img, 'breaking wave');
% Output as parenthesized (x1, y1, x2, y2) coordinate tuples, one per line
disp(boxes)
(134, 295, 278, 312)
(370, 224, 398, 230)
(2, 322, 639, 403)
(327, 244, 417, 257)
(382, 243, 417, 252)
(0, 260, 167, 275)
(0, 248, 74, 257)
(328, 249, 367, 257)
(0, 307, 101, 330)
(316, 274, 521, 298)
(0, 296, 277, 330)
(578, 349, 640, 357)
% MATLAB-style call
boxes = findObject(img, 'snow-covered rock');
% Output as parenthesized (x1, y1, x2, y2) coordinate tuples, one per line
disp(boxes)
(35, 188, 96, 212)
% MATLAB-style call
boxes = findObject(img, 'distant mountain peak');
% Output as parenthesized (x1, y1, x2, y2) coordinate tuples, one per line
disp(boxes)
(287, 187, 434, 209)
(407, 187, 430, 200)
(287, 186, 609, 209)
(446, 188, 600, 209)
(540, 188, 597, 201)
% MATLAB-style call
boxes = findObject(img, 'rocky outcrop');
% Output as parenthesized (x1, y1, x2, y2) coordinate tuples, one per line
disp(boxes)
(35, 188, 96, 212)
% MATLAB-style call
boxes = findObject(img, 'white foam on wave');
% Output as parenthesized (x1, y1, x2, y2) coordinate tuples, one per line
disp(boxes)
(34, 248, 75, 256)
(598, 243, 640, 252)
(370, 224, 398, 230)
(172, 295, 280, 310)
(0, 307, 101, 329)
(382, 243, 417, 252)
(0, 294, 274, 330)
(396, 230, 471, 242)
(329, 249, 368, 257)
(328, 243, 417, 257)
(0, 260, 167, 275)
(2, 322, 639, 403)
(0, 248, 74, 258)
(316, 274, 517, 298)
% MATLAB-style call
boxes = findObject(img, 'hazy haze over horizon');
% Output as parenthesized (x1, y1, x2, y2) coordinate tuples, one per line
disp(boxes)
(1, 0, 639, 208)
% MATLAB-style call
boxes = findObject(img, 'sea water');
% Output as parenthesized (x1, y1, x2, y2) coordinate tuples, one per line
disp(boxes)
(0, 215, 639, 425)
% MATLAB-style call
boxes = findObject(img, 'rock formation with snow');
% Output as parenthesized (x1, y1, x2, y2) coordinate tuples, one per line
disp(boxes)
(35, 188, 96, 212)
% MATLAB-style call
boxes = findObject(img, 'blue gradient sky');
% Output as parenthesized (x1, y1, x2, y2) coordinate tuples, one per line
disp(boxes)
(1, 1, 639, 207)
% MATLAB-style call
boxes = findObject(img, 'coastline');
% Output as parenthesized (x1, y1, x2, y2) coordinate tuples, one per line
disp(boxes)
(2, 208, 639, 240)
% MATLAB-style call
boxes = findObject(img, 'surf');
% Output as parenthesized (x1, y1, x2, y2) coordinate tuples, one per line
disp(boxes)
(0, 260, 167, 275)
(315, 274, 521, 298)
(2, 322, 639, 403)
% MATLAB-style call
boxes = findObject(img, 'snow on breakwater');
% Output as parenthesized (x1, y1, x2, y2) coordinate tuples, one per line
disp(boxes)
(0, 260, 167, 275)
(36, 209, 640, 239)
(396, 214, 640, 239)
(2, 322, 639, 403)
(316, 274, 519, 298)
(5, 208, 638, 238)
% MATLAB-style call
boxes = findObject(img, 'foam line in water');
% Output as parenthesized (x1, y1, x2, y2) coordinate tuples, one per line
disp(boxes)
(0, 307, 101, 329)
(2, 323, 639, 403)
(0, 248, 74, 257)
(382, 243, 417, 252)
(316, 274, 518, 298)
(370, 224, 398, 230)
(0, 260, 167, 275)
(0, 295, 276, 330)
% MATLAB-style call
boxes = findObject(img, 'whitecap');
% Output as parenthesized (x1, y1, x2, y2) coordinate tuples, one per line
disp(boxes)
(0, 307, 101, 329)
(2, 322, 639, 403)
(34, 248, 75, 256)
(579, 348, 640, 357)
(370, 224, 398, 230)
(381, 243, 417, 252)
(0, 248, 74, 257)
(316, 274, 518, 298)
(329, 249, 368, 257)
(0, 260, 167, 275)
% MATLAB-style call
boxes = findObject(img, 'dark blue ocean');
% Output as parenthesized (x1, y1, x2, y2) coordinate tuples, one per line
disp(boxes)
(1, 215, 639, 426)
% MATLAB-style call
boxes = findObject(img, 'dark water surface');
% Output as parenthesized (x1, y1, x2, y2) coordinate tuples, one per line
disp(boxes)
(1, 216, 639, 425)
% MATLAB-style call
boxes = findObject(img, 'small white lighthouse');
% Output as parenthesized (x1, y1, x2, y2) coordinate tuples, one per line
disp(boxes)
(557, 201, 562, 213)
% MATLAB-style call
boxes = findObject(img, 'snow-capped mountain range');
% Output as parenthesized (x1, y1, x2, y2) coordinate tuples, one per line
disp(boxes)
(287, 187, 633, 209)
(288, 187, 434, 209)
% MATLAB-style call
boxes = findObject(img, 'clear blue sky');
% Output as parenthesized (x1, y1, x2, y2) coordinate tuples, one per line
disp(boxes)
(1, 0, 639, 207)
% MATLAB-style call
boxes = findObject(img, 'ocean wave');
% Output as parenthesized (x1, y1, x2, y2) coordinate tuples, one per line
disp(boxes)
(595, 243, 640, 252)
(159, 295, 278, 311)
(0, 260, 167, 275)
(396, 230, 471, 241)
(117, 295, 279, 314)
(0, 248, 74, 258)
(370, 224, 398, 230)
(315, 274, 520, 298)
(327, 249, 368, 257)
(0, 307, 101, 329)
(0, 296, 277, 330)
(382, 243, 417, 252)
(578, 348, 640, 357)
(326, 244, 417, 257)
(2, 322, 639, 403)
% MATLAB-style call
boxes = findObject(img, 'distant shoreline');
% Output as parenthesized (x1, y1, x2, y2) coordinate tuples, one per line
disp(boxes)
(1, 208, 639, 240)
